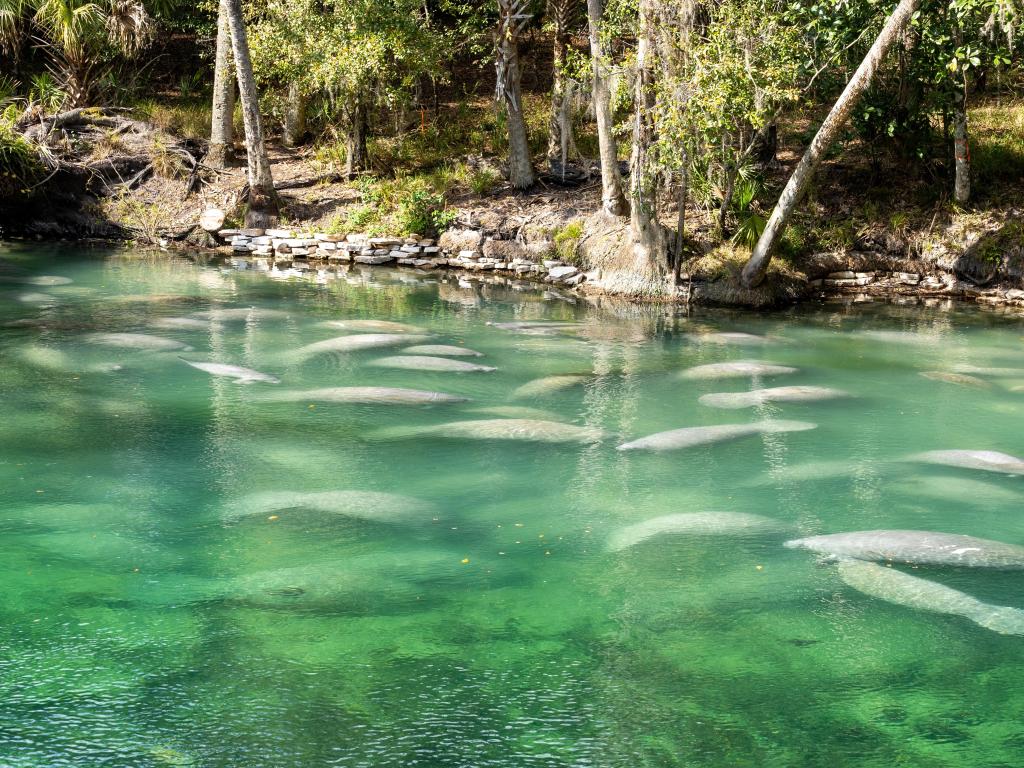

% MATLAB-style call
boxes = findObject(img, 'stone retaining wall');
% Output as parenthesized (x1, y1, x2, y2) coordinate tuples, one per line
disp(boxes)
(212, 226, 585, 287)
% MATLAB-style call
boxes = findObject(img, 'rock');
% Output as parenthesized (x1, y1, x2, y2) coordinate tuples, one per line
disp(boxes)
(897, 272, 921, 285)
(355, 254, 395, 265)
(401, 244, 422, 253)
(548, 265, 579, 281)
(369, 237, 401, 247)
(318, 241, 337, 251)
(564, 273, 586, 287)
(827, 271, 856, 280)
(219, 228, 241, 238)
(1005, 289, 1024, 301)
(266, 228, 294, 238)
(315, 233, 344, 242)
(483, 239, 527, 261)
(290, 248, 310, 257)
(543, 260, 566, 269)
(346, 233, 367, 243)
(440, 228, 484, 254)
(458, 250, 481, 261)
(200, 208, 225, 232)
(240, 228, 265, 237)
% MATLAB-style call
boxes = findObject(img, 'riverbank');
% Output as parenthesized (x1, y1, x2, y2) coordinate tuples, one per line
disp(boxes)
(3, 99, 1024, 310)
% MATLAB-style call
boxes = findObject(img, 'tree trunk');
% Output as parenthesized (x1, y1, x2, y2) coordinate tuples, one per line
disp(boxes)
(741, 0, 921, 288)
(622, 0, 666, 292)
(283, 81, 307, 148)
(496, 0, 535, 189)
(344, 96, 369, 178)
(207, 0, 235, 169)
(953, 96, 970, 204)
(586, 0, 628, 216)
(547, 2, 579, 173)
(223, 0, 277, 227)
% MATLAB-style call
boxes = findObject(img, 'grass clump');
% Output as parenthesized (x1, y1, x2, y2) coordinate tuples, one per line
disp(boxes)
(553, 221, 585, 265)
(0, 122, 43, 200)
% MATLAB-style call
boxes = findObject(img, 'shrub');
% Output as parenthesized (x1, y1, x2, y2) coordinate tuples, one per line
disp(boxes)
(0, 124, 43, 200)
(396, 185, 451, 236)
(553, 221, 584, 264)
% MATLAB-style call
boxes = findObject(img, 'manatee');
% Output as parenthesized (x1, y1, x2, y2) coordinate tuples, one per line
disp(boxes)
(261, 386, 468, 405)
(321, 319, 426, 333)
(617, 420, 816, 452)
(607, 512, 786, 551)
(379, 418, 605, 444)
(225, 490, 433, 523)
(785, 530, 1024, 569)
(909, 450, 1024, 476)
(151, 317, 210, 331)
(468, 406, 565, 421)
(951, 364, 1024, 377)
(368, 355, 496, 372)
(291, 333, 431, 359)
(859, 330, 937, 345)
(511, 374, 589, 399)
(699, 386, 848, 409)
(27, 275, 73, 286)
(891, 475, 1021, 506)
(680, 361, 798, 380)
(836, 558, 1024, 635)
(488, 320, 581, 331)
(84, 332, 192, 352)
(17, 292, 57, 304)
(16, 345, 121, 374)
(401, 344, 483, 357)
(181, 359, 280, 384)
(192, 307, 290, 321)
(693, 332, 778, 345)
(919, 371, 991, 388)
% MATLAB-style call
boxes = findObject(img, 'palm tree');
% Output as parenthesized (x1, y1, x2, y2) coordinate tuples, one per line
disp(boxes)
(0, 0, 151, 107)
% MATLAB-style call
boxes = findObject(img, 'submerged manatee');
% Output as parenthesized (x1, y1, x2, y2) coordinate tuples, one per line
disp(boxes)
(785, 529, 1024, 569)
(26, 275, 73, 286)
(193, 307, 291, 321)
(511, 374, 589, 399)
(910, 450, 1024, 476)
(891, 475, 1021, 506)
(368, 355, 496, 372)
(692, 332, 778, 345)
(680, 361, 798, 380)
(379, 418, 605, 444)
(225, 490, 433, 523)
(951, 364, 1024, 377)
(181, 359, 281, 383)
(468, 405, 565, 421)
(16, 345, 122, 374)
(321, 319, 426, 333)
(261, 386, 468, 405)
(699, 386, 848, 409)
(401, 344, 483, 357)
(488, 320, 581, 332)
(85, 332, 192, 352)
(919, 371, 991, 388)
(151, 317, 210, 331)
(607, 512, 786, 551)
(617, 420, 816, 452)
(837, 558, 1024, 636)
(291, 333, 431, 360)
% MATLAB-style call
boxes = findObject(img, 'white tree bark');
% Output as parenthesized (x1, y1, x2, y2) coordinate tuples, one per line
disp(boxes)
(586, 0, 628, 216)
(208, 0, 235, 169)
(954, 104, 970, 203)
(547, 0, 579, 171)
(496, 0, 535, 188)
(282, 81, 307, 148)
(224, 0, 277, 227)
(741, 0, 922, 288)
(604, 0, 666, 296)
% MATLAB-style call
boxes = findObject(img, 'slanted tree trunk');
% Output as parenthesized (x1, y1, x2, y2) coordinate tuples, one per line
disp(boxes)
(223, 0, 277, 227)
(282, 81, 307, 148)
(741, 0, 921, 288)
(953, 85, 970, 203)
(614, 0, 666, 294)
(344, 95, 369, 178)
(207, 0, 235, 169)
(586, 0, 628, 216)
(496, 0, 535, 188)
(547, 0, 580, 173)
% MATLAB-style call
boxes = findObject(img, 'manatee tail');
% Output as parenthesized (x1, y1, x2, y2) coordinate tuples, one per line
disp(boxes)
(761, 420, 818, 434)
(973, 604, 1024, 636)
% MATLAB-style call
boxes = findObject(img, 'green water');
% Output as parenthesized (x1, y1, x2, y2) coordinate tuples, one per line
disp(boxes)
(2, 244, 1024, 767)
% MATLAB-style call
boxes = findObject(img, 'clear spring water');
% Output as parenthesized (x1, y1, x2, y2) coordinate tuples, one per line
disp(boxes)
(2, 244, 1024, 767)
